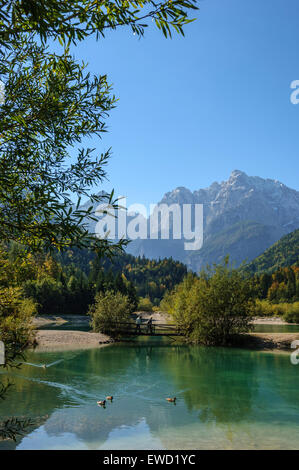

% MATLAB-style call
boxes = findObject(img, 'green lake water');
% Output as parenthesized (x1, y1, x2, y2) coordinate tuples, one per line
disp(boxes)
(0, 342, 299, 450)
(253, 324, 299, 333)
(38, 322, 299, 334)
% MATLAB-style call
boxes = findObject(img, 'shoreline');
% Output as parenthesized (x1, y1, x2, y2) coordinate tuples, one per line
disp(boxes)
(33, 329, 299, 354)
(243, 332, 299, 352)
(252, 316, 299, 325)
(32, 313, 299, 328)
(32, 314, 299, 353)
(32, 311, 172, 329)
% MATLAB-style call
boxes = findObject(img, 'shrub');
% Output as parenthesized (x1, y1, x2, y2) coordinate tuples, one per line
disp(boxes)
(254, 299, 277, 317)
(152, 306, 160, 312)
(282, 302, 299, 323)
(89, 290, 132, 337)
(162, 261, 254, 346)
(137, 297, 153, 312)
(0, 287, 36, 361)
(254, 300, 299, 322)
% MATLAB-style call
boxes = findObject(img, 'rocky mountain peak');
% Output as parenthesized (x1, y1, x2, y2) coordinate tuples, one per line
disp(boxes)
(229, 169, 248, 180)
(126, 170, 299, 271)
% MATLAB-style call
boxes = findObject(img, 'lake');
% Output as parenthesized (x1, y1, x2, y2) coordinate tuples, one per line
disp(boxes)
(0, 342, 299, 450)
(253, 324, 299, 333)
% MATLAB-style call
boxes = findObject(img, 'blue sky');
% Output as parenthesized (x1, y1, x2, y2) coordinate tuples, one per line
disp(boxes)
(69, 0, 299, 207)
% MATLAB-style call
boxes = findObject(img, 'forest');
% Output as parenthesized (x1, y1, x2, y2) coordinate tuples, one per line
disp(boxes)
(1, 240, 298, 321)
(0, 243, 188, 316)
(253, 266, 299, 303)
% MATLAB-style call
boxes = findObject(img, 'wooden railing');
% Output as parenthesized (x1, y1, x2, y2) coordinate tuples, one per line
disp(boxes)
(101, 322, 181, 336)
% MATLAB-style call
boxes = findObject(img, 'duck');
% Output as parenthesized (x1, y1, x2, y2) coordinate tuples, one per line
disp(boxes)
(97, 400, 106, 406)
(106, 396, 113, 401)
(166, 397, 176, 402)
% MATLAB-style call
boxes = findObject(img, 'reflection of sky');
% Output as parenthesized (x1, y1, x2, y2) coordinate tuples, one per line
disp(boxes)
(1, 345, 299, 449)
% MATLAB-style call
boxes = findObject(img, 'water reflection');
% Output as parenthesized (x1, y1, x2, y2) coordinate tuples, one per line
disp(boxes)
(0, 343, 299, 449)
(158, 346, 259, 423)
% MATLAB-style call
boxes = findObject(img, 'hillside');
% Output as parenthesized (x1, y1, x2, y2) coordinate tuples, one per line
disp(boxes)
(186, 221, 283, 269)
(244, 229, 299, 274)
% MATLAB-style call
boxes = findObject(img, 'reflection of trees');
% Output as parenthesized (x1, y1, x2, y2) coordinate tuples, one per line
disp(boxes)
(158, 346, 259, 424)
(2, 343, 299, 450)
(250, 352, 299, 415)
(0, 344, 180, 449)
(0, 344, 260, 449)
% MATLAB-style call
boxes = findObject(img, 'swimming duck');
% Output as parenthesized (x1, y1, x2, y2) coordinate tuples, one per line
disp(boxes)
(106, 396, 113, 401)
(166, 397, 176, 402)
(97, 400, 106, 406)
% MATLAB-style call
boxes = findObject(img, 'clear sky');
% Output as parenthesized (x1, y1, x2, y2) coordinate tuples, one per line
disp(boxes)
(69, 0, 299, 208)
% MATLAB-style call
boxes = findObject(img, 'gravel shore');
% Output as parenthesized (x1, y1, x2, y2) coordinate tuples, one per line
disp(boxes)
(33, 330, 113, 352)
(239, 332, 299, 352)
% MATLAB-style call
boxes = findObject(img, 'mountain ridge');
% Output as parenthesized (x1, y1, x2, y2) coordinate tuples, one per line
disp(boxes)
(127, 170, 299, 271)
(243, 228, 299, 274)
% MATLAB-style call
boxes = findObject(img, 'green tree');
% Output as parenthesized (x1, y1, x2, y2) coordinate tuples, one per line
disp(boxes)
(126, 281, 139, 312)
(0, 285, 36, 440)
(23, 277, 65, 315)
(0, 0, 197, 439)
(138, 296, 153, 312)
(0, 0, 197, 251)
(164, 260, 254, 346)
(0, 0, 197, 43)
(0, 37, 122, 251)
(89, 290, 132, 337)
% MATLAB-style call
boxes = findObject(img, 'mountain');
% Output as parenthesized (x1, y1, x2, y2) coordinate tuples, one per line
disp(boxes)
(243, 229, 299, 274)
(127, 170, 299, 271)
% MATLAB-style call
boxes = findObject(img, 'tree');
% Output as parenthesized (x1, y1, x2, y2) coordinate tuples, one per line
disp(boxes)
(138, 296, 153, 312)
(0, 0, 197, 251)
(89, 290, 132, 337)
(126, 281, 139, 312)
(0, 0, 197, 439)
(0, 1, 197, 44)
(0, 283, 36, 440)
(23, 276, 65, 315)
(163, 259, 254, 346)
(0, 37, 122, 251)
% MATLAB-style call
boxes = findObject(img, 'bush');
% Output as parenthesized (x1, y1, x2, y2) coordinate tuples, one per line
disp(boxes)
(162, 260, 254, 346)
(137, 297, 153, 312)
(254, 300, 299, 322)
(254, 299, 277, 317)
(89, 290, 132, 337)
(282, 302, 299, 323)
(0, 287, 36, 361)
